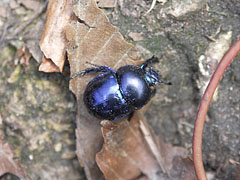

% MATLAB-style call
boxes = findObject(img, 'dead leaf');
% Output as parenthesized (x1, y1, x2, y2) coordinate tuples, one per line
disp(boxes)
(64, 0, 196, 179)
(170, 157, 197, 180)
(66, 0, 144, 179)
(96, 113, 160, 180)
(17, 46, 31, 66)
(0, 115, 31, 180)
(0, 142, 31, 179)
(39, 56, 60, 72)
(40, 0, 74, 72)
(96, 112, 196, 180)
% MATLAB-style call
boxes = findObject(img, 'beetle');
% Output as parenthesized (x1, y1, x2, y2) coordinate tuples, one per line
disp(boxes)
(71, 56, 171, 120)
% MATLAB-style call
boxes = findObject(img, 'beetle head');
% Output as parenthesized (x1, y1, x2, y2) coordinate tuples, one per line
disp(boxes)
(144, 67, 171, 86)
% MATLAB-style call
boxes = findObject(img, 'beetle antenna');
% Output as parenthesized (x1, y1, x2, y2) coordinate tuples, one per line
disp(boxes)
(159, 80, 172, 85)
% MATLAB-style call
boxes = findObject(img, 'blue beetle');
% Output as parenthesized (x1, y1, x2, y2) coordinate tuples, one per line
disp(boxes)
(71, 56, 171, 120)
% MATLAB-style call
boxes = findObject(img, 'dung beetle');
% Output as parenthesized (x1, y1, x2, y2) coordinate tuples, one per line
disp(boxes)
(71, 56, 171, 120)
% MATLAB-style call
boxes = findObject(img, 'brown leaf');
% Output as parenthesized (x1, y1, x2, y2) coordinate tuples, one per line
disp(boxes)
(171, 157, 197, 180)
(0, 115, 31, 180)
(96, 113, 160, 180)
(66, 0, 144, 179)
(65, 0, 196, 179)
(17, 46, 31, 66)
(96, 111, 197, 180)
(140, 114, 197, 179)
(39, 0, 74, 72)
(39, 55, 60, 72)
(0, 142, 30, 179)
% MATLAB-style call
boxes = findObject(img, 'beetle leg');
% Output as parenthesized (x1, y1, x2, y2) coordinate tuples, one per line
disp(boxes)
(86, 62, 116, 73)
(127, 112, 134, 121)
(140, 56, 159, 69)
(71, 66, 115, 79)
(150, 87, 157, 98)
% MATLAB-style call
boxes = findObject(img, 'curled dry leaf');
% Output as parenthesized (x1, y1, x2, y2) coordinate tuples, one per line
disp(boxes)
(39, 56, 62, 72)
(39, 0, 74, 72)
(96, 111, 196, 180)
(66, 0, 144, 179)
(0, 116, 31, 180)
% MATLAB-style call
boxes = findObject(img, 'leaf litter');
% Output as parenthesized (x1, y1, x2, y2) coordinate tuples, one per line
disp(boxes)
(39, 0, 198, 179)
(96, 110, 196, 180)
(0, 115, 31, 180)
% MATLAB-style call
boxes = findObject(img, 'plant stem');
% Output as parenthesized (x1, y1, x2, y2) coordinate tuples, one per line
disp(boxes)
(192, 39, 240, 180)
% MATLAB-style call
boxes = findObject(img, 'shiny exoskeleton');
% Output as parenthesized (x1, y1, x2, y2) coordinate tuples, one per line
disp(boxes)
(71, 56, 171, 120)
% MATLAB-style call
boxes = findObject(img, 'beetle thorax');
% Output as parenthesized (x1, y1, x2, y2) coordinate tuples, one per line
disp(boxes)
(117, 65, 152, 110)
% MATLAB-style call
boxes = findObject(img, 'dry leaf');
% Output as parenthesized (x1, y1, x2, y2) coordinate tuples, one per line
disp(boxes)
(96, 111, 196, 180)
(17, 46, 31, 66)
(39, 56, 60, 72)
(66, 0, 144, 179)
(39, 0, 74, 72)
(0, 142, 31, 180)
(96, 113, 160, 180)
(171, 157, 197, 180)
(0, 116, 31, 180)
(140, 114, 197, 179)
(64, 0, 196, 179)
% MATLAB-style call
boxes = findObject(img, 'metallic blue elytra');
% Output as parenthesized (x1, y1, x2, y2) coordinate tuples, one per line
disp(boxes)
(71, 56, 171, 120)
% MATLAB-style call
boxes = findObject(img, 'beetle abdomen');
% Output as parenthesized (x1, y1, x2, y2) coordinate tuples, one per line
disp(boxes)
(84, 73, 132, 120)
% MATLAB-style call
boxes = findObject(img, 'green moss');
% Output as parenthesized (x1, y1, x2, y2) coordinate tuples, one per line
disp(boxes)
(7, 65, 22, 84)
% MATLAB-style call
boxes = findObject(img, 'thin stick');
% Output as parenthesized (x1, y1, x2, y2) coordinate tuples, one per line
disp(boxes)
(192, 39, 240, 180)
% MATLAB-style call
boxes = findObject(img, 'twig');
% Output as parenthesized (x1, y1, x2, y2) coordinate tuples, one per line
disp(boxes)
(192, 39, 240, 180)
